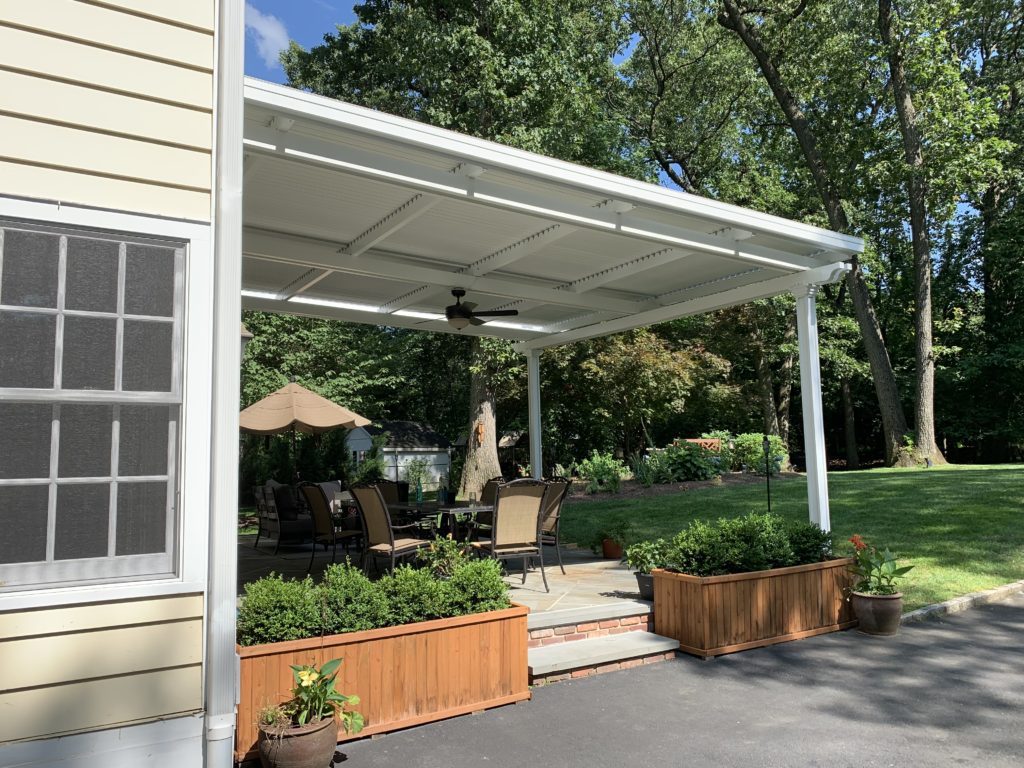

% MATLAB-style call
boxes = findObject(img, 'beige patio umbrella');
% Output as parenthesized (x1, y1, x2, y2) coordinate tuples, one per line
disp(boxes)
(239, 381, 370, 435)
(240, 381, 370, 480)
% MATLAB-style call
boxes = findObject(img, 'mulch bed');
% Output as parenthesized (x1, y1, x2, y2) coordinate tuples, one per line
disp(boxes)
(564, 471, 801, 503)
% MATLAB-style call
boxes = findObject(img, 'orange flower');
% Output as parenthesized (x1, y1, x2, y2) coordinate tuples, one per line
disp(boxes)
(849, 534, 867, 551)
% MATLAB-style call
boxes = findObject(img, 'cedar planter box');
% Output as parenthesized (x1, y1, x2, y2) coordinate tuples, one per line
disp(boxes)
(235, 603, 530, 762)
(653, 558, 856, 658)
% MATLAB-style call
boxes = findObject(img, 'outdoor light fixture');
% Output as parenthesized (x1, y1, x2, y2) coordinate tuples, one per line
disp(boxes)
(762, 434, 772, 515)
(447, 315, 471, 330)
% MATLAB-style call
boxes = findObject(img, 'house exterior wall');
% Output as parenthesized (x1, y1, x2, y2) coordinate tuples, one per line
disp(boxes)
(384, 450, 452, 489)
(0, 0, 215, 221)
(0, 2, 224, 766)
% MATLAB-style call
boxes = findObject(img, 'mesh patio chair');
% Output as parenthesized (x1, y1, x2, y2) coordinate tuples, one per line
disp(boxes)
(468, 476, 505, 540)
(300, 483, 363, 574)
(351, 483, 430, 574)
(539, 477, 572, 574)
(471, 478, 549, 592)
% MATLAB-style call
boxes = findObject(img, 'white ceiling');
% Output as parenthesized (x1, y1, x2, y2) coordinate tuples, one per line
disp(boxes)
(241, 78, 861, 350)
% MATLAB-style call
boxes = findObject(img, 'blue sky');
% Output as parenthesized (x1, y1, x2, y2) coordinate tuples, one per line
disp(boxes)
(244, 1, 357, 82)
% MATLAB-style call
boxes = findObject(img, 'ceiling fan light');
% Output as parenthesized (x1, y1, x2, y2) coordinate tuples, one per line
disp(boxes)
(448, 315, 471, 330)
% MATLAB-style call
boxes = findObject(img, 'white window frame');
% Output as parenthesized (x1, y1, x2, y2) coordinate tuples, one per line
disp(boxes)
(0, 197, 213, 610)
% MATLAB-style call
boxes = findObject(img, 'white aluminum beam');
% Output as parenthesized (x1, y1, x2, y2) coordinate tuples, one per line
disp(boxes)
(527, 349, 543, 479)
(514, 263, 852, 351)
(461, 224, 574, 276)
(280, 267, 331, 299)
(243, 227, 648, 315)
(342, 193, 439, 256)
(565, 248, 689, 293)
(795, 285, 830, 530)
(245, 78, 865, 256)
(243, 124, 833, 272)
(380, 285, 445, 313)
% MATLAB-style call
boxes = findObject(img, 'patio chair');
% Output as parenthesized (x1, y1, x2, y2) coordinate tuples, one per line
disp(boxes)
(252, 484, 312, 554)
(300, 483, 363, 574)
(539, 477, 572, 575)
(351, 483, 430, 574)
(468, 476, 505, 540)
(471, 478, 549, 593)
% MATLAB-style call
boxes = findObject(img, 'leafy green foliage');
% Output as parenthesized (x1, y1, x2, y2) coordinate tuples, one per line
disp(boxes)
(236, 574, 322, 646)
(623, 538, 671, 574)
(416, 535, 471, 579)
(786, 522, 835, 564)
(575, 451, 627, 494)
(733, 433, 788, 475)
(666, 513, 799, 577)
(236, 560, 512, 646)
(286, 658, 363, 733)
(848, 534, 914, 595)
(400, 456, 431, 489)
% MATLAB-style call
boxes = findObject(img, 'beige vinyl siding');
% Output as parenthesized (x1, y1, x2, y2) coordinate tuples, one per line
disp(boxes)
(0, 2, 214, 220)
(0, 595, 204, 742)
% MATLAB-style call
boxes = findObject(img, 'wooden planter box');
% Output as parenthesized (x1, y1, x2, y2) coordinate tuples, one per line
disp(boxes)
(235, 604, 530, 762)
(653, 559, 856, 658)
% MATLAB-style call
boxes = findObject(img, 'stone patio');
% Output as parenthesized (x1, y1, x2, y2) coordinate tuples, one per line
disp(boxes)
(236, 535, 641, 614)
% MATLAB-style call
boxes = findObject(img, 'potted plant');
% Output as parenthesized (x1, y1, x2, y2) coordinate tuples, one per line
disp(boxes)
(257, 658, 363, 768)
(623, 539, 669, 600)
(847, 534, 914, 636)
(593, 518, 632, 559)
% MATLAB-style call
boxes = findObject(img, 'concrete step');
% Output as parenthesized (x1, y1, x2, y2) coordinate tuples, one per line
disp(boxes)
(527, 600, 652, 632)
(529, 631, 679, 684)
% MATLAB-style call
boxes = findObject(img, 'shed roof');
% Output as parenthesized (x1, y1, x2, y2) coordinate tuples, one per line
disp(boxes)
(241, 78, 860, 348)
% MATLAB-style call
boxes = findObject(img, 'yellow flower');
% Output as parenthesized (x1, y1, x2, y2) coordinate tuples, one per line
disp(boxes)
(297, 669, 319, 687)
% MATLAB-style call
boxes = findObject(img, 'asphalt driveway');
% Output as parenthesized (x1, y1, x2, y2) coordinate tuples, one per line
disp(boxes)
(335, 593, 1024, 767)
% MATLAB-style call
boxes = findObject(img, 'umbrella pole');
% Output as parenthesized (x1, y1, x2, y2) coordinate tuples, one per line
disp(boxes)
(291, 426, 298, 483)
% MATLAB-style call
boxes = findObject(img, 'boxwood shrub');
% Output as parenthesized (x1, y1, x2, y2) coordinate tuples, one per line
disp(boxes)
(237, 554, 512, 647)
(664, 513, 834, 577)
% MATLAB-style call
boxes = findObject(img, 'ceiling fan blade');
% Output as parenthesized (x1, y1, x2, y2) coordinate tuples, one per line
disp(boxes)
(470, 309, 520, 317)
(462, 301, 477, 312)
(469, 316, 485, 326)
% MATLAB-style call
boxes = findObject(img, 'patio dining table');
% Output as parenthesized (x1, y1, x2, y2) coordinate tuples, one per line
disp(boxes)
(387, 501, 494, 538)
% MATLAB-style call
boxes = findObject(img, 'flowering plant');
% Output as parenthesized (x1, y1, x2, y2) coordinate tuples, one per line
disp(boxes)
(262, 658, 364, 733)
(848, 535, 913, 596)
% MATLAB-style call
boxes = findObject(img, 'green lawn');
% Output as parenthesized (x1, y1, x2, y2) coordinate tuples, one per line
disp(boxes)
(559, 464, 1024, 611)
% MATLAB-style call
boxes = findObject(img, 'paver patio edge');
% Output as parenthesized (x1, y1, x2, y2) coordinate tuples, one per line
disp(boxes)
(902, 579, 1024, 623)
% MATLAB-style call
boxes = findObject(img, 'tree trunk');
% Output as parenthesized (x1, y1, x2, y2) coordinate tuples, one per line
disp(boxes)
(459, 338, 503, 498)
(754, 339, 780, 436)
(718, 0, 910, 465)
(841, 377, 861, 470)
(776, 313, 796, 447)
(878, 0, 945, 465)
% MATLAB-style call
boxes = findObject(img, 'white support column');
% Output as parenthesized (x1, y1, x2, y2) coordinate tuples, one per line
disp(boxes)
(527, 349, 543, 479)
(794, 285, 830, 531)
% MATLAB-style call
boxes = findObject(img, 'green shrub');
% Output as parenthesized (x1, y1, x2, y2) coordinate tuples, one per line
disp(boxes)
(630, 452, 656, 488)
(575, 450, 626, 493)
(320, 562, 389, 634)
(733, 433, 788, 475)
(623, 538, 670, 574)
(786, 521, 834, 564)
(417, 536, 471, 579)
(401, 456, 431, 489)
(701, 429, 735, 472)
(666, 513, 795, 576)
(378, 565, 453, 625)
(662, 442, 720, 481)
(237, 574, 322, 646)
(446, 559, 511, 614)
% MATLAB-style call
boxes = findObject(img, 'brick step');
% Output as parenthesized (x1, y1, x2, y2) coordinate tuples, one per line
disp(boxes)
(527, 600, 652, 646)
(529, 631, 679, 685)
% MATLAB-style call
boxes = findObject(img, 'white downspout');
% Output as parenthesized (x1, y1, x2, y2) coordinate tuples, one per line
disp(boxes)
(206, 0, 244, 765)
(795, 284, 831, 531)
(527, 349, 543, 479)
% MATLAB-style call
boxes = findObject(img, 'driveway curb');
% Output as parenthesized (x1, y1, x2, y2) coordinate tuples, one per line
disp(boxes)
(902, 579, 1024, 623)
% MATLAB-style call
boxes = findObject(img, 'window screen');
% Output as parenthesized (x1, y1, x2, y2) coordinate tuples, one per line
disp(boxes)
(0, 220, 183, 589)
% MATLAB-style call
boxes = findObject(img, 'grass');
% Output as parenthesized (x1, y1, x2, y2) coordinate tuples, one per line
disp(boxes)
(559, 464, 1024, 611)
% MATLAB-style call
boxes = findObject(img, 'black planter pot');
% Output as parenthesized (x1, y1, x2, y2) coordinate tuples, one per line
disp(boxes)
(258, 715, 338, 768)
(851, 592, 904, 636)
(635, 572, 654, 601)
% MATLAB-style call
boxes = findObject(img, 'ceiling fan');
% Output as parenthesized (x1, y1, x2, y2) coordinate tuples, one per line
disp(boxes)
(444, 288, 519, 330)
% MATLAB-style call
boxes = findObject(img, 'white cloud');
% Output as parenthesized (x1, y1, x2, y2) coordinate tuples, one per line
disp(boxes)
(245, 3, 290, 70)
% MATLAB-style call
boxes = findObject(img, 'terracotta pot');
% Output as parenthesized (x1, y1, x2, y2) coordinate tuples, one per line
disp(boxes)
(601, 538, 623, 559)
(635, 572, 654, 601)
(851, 592, 904, 636)
(258, 715, 338, 768)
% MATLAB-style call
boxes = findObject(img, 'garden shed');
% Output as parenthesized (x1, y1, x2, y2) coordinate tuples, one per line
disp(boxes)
(348, 420, 452, 488)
